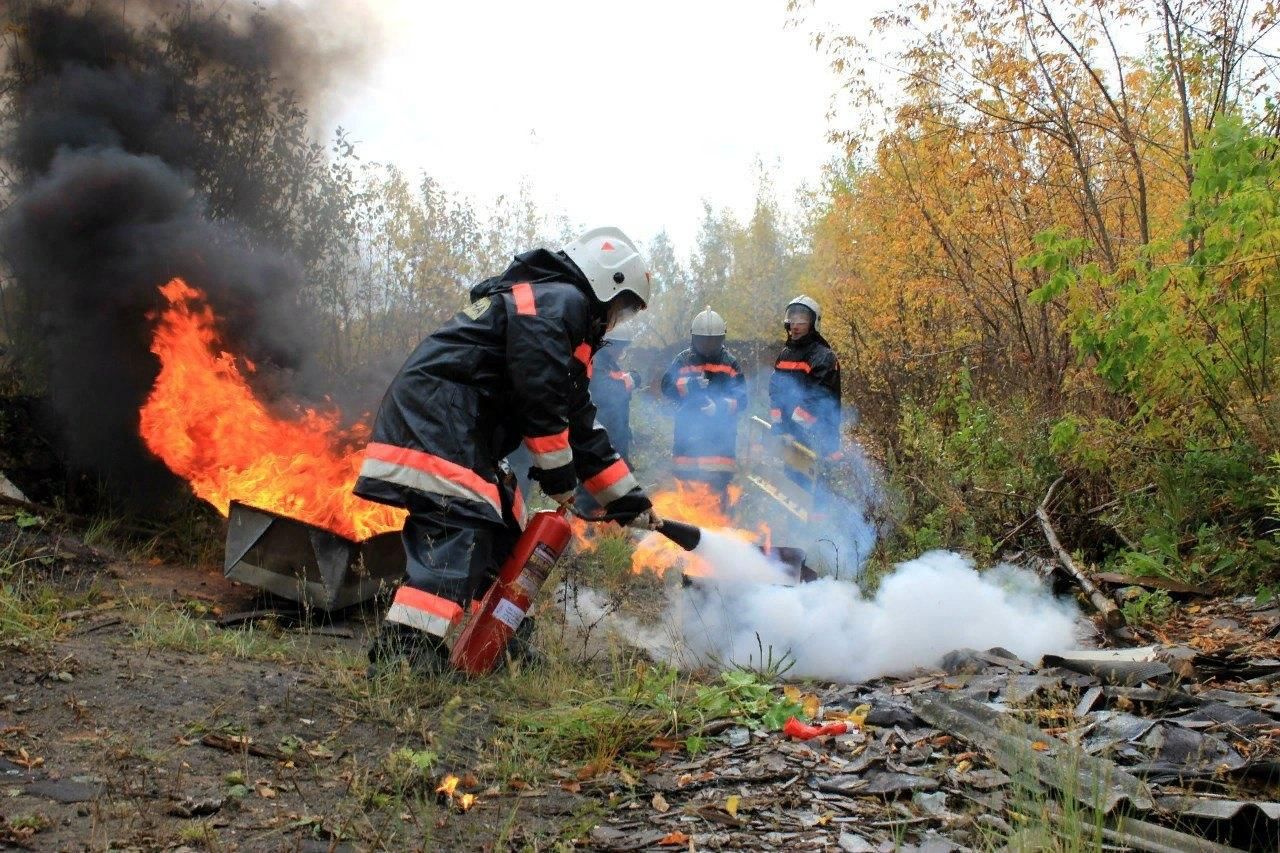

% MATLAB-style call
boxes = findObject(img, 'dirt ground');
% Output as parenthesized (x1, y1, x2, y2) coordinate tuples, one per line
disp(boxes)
(0, 515, 610, 851)
(5, 512, 1280, 852)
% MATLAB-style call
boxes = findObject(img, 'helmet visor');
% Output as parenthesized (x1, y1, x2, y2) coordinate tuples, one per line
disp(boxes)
(692, 334, 724, 358)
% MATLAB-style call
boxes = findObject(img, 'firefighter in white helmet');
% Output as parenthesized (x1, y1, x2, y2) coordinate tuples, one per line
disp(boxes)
(769, 295, 842, 462)
(356, 227, 658, 675)
(660, 307, 748, 502)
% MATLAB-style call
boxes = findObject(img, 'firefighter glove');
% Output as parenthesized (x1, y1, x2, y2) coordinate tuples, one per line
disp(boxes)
(695, 375, 711, 389)
(604, 491, 653, 526)
(528, 466, 577, 503)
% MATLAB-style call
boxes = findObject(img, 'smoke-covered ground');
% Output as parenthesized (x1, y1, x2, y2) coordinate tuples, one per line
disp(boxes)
(566, 532, 1081, 683)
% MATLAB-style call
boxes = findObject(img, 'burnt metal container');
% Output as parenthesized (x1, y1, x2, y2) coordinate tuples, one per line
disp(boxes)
(224, 500, 405, 610)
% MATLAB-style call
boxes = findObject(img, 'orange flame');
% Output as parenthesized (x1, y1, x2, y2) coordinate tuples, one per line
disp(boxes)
(631, 480, 768, 577)
(435, 774, 477, 811)
(138, 279, 405, 540)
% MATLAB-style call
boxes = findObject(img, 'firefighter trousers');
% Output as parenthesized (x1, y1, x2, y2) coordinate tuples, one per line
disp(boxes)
(400, 492, 522, 608)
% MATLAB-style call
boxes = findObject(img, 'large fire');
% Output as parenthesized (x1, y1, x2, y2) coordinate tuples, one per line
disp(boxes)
(630, 481, 767, 578)
(138, 279, 405, 540)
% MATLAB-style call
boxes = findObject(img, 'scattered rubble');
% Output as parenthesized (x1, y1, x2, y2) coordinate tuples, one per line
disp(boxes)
(588, 597, 1280, 851)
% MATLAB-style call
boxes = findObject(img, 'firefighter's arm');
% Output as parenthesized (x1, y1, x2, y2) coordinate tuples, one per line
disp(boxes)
(806, 350, 843, 458)
(567, 382, 646, 513)
(504, 287, 580, 498)
(659, 358, 690, 403)
(767, 361, 786, 426)
(723, 356, 748, 416)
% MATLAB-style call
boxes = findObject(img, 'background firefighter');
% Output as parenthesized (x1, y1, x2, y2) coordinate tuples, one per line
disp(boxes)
(589, 325, 640, 463)
(769, 295, 843, 510)
(660, 307, 748, 503)
(354, 227, 656, 674)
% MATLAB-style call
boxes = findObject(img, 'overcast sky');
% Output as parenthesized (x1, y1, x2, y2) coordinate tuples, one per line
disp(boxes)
(332, 0, 877, 254)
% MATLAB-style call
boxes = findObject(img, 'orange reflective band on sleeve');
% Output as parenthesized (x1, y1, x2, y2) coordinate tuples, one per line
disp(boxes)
(609, 370, 635, 392)
(583, 459, 639, 505)
(770, 408, 782, 420)
(360, 442, 502, 517)
(793, 406, 817, 426)
(524, 430, 572, 470)
(776, 360, 812, 373)
(524, 430, 569, 454)
(675, 376, 690, 396)
(512, 282, 536, 316)
(511, 486, 527, 530)
(574, 343, 593, 378)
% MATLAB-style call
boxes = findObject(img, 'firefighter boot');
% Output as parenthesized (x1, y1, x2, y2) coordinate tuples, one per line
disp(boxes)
(366, 623, 452, 679)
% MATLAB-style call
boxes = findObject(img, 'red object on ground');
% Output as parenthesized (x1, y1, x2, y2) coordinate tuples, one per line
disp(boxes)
(449, 509, 572, 675)
(782, 717, 849, 740)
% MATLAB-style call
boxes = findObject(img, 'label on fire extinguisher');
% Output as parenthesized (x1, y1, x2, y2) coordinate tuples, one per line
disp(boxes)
(492, 598, 526, 631)
(516, 543, 557, 597)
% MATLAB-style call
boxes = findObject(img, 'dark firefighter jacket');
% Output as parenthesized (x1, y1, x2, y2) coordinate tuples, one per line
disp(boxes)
(660, 348, 748, 478)
(353, 249, 641, 526)
(589, 345, 639, 462)
(769, 331, 842, 458)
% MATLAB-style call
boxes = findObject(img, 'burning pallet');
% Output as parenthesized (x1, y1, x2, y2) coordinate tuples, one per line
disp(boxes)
(223, 500, 405, 610)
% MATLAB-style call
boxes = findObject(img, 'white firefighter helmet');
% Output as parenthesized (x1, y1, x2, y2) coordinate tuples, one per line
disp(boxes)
(691, 306, 726, 358)
(784, 295, 821, 331)
(563, 226, 651, 308)
(690, 306, 727, 337)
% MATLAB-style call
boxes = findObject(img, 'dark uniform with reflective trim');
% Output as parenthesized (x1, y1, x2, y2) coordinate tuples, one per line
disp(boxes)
(660, 348, 748, 495)
(769, 330, 842, 460)
(354, 249, 645, 638)
(589, 344, 638, 462)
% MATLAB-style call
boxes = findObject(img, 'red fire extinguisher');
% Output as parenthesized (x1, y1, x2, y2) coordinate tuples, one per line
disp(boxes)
(449, 507, 572, 675)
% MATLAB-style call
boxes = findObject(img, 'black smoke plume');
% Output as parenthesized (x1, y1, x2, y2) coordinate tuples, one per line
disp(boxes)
(0, 1, 371, 503)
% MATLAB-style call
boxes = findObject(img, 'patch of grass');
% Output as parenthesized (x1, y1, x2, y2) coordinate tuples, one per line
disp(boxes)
(493, 657, 700, 781)
(1118, 588, 1176, 627)
(177, 821, 220, 848)
(0, 536, 99, 649)
(0, 812, 51, 844)
(80, 514, 121, 549)
(128, 602, 297, 661)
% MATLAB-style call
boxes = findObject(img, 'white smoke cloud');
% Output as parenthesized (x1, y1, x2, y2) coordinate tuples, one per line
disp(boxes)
(565, 543, 1081, 683)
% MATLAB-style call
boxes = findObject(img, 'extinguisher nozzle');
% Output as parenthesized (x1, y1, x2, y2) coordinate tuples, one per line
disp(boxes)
(657, 519, 701, 552)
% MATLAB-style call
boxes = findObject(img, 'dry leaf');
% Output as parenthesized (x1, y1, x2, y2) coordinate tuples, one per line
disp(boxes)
(650, 737, 681, 752)
(1031, 741, 1050, 752)
(576, 761, 601, 780)
(461, 772, 479, 788)
(652, 792, 670, 813)
(783, 685, 802, 703)
(849, 703, 871, 727)
(802, 693, 820, 719)
(658, 831, 689, 846)
(725, 794, 739, 817)
(619, 768, 638, 787)
(256, 783, 277, 799)
(955, 759, 972, 773)
(818, 811, 833, 826)
(560, 780, 582, 794)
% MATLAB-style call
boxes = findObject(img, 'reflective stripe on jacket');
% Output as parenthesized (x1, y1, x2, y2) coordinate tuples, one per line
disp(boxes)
(354, 249, 639, 523)
(768, 332, 842, 457)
